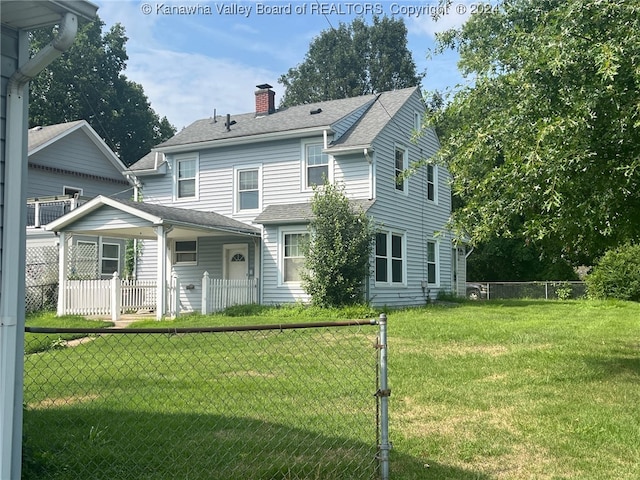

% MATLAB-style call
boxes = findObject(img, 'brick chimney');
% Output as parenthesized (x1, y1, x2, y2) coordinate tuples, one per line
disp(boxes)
(255, 84, 275, 116)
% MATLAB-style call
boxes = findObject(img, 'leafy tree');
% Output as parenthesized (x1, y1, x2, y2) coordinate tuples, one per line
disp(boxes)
(29, 17, 175, 165)
(467, 237, 578, 281)
(301, 183, 374, 307)
(426, 0, 640, 266)
(279, 16, 423, 107)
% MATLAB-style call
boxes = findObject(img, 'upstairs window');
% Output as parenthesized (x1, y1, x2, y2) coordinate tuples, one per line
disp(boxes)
(306, 143, 329, 188)
(426, 165, 435, 202)
(237, 168, 260, 211)
(176, 156, 197, 199)
(63, 186, 83, 197)
(395, 147, 407, 193)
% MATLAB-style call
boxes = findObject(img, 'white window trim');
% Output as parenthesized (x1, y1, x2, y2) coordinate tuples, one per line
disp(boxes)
(413, 110, 422, 132)
(426, 164, 438, 204)
(375, 230, 407, 287)
(173, 153, 199, 201)
(278, 226, 308, 286)
(173, 239, 198, 266)
(301, 138, 333, 191)
(426, 239, 440, 287)
(234, 164, 262, 213)
(63, 186, 83, 197)
(394, 144, 408, 195)
(101, 242, 120, 276)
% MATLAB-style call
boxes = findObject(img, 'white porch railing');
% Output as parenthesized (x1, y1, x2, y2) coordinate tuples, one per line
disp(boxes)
(63, 273, 156, 318)
(26, 195, 87, 228)
(201, 272, 258, 314)
(60, 272, 258, 319)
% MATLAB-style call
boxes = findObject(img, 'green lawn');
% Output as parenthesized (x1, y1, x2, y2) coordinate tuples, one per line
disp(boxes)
(23, 300, 640, 479)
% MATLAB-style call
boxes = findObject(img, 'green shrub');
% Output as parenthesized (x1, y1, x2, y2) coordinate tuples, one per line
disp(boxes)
(302, 183, 374, 307)
(586, 243, 640, 301)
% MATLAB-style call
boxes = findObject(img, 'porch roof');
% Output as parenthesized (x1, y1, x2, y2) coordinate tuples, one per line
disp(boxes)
(255, 199, 375, 225)
(46, 196, 260, 239)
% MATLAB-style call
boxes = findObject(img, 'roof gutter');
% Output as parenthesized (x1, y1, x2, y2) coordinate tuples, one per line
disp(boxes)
(1, 13, 79, 479)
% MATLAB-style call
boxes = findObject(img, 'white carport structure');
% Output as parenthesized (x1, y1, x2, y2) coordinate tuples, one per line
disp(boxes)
(46, 196, 261, 320)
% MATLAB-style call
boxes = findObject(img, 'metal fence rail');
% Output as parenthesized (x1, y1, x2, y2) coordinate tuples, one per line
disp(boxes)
(23, 320, 386, 480)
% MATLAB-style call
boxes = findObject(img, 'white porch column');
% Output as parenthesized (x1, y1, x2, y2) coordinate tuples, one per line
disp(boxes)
(57, 231, 68, 316)
(155, 226, 166, 320)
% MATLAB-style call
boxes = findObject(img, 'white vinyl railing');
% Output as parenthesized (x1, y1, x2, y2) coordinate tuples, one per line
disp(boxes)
(61, 272, 258, 319)
(63, 274, 156, 318)
(201, 272, 258, 314)
(65, 278, 112, 316)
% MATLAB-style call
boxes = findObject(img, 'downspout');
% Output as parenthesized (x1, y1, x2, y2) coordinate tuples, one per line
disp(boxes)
(1, 13, 78, 480)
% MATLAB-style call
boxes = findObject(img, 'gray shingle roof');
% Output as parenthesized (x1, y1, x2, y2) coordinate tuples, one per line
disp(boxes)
(328, 88, 418, 151)
(255, 199, 375, 225)
(116, 199, 260, 235)
(155, 94, 378, 150)
(28, 120, 85, 152)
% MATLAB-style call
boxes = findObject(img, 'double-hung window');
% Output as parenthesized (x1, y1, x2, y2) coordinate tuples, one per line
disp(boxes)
(175, 155, 197, 199)
(375, 231, 405, 284)
(237, 168, 260, 211)
(282, 231, 308, 283)
(426, 240, 438, 285)
(305, 143, 329, 188)
(101, 243, 120, 276)
(426, 164, 436, 202)
(395, 146, 407, 193)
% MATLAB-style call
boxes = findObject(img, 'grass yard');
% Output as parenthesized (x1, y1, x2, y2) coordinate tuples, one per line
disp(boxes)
(23, 300, 640, 479)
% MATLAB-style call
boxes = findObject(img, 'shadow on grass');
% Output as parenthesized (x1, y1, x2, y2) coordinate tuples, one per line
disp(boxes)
(23, 406, 491, 480)
(584, 350, 640, 379)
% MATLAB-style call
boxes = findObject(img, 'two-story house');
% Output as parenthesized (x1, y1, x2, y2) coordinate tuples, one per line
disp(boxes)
(48, 85, 466, 315)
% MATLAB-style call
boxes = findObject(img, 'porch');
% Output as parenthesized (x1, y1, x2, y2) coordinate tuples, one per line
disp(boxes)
(46, 196, 262, 319)
(59, 272, 258, 320)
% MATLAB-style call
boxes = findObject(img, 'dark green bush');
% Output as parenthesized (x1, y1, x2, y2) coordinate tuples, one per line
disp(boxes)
(586, 243, 640, 301)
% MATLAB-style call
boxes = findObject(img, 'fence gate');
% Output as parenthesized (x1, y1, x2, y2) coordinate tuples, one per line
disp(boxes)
(23, 317, 390, 480)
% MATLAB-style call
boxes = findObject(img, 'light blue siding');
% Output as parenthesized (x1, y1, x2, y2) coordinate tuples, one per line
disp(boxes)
(28, 128, 130, 199)
(366, 89, 453, 306)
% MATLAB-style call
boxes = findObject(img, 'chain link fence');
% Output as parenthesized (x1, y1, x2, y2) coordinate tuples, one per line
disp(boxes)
(25, 246, 59, 313)
(26, 244, 102, 313)
(23, 320, 386, 479)
(482, 281, 586, 300)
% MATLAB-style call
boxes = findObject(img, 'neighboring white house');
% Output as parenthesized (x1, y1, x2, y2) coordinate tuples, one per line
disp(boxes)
(48, 85, 466, 314)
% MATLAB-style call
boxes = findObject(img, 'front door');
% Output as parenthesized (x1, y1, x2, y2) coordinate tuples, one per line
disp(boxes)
(224, 244, 249, 280)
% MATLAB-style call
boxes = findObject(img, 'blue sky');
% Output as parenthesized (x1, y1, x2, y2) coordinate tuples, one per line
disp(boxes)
(95, 0, 474, 129)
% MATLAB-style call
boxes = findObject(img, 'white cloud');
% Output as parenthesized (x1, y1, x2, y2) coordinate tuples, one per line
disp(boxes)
(126, 49, 279, 129)
(407, 1, 473, 38)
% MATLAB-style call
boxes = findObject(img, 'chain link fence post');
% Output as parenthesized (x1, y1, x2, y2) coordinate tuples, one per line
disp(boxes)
(377, 313, 391, 480)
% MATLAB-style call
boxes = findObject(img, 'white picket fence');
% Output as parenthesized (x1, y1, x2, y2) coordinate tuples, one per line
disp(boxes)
(64, 275, 156, 317)
(61, 272, 258, 319)
(201, 272, 258, 314)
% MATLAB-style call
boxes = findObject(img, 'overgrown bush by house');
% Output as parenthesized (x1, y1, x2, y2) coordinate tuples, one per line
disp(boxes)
(302, 183, 374, 307)
(586, 243, 640, 301)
